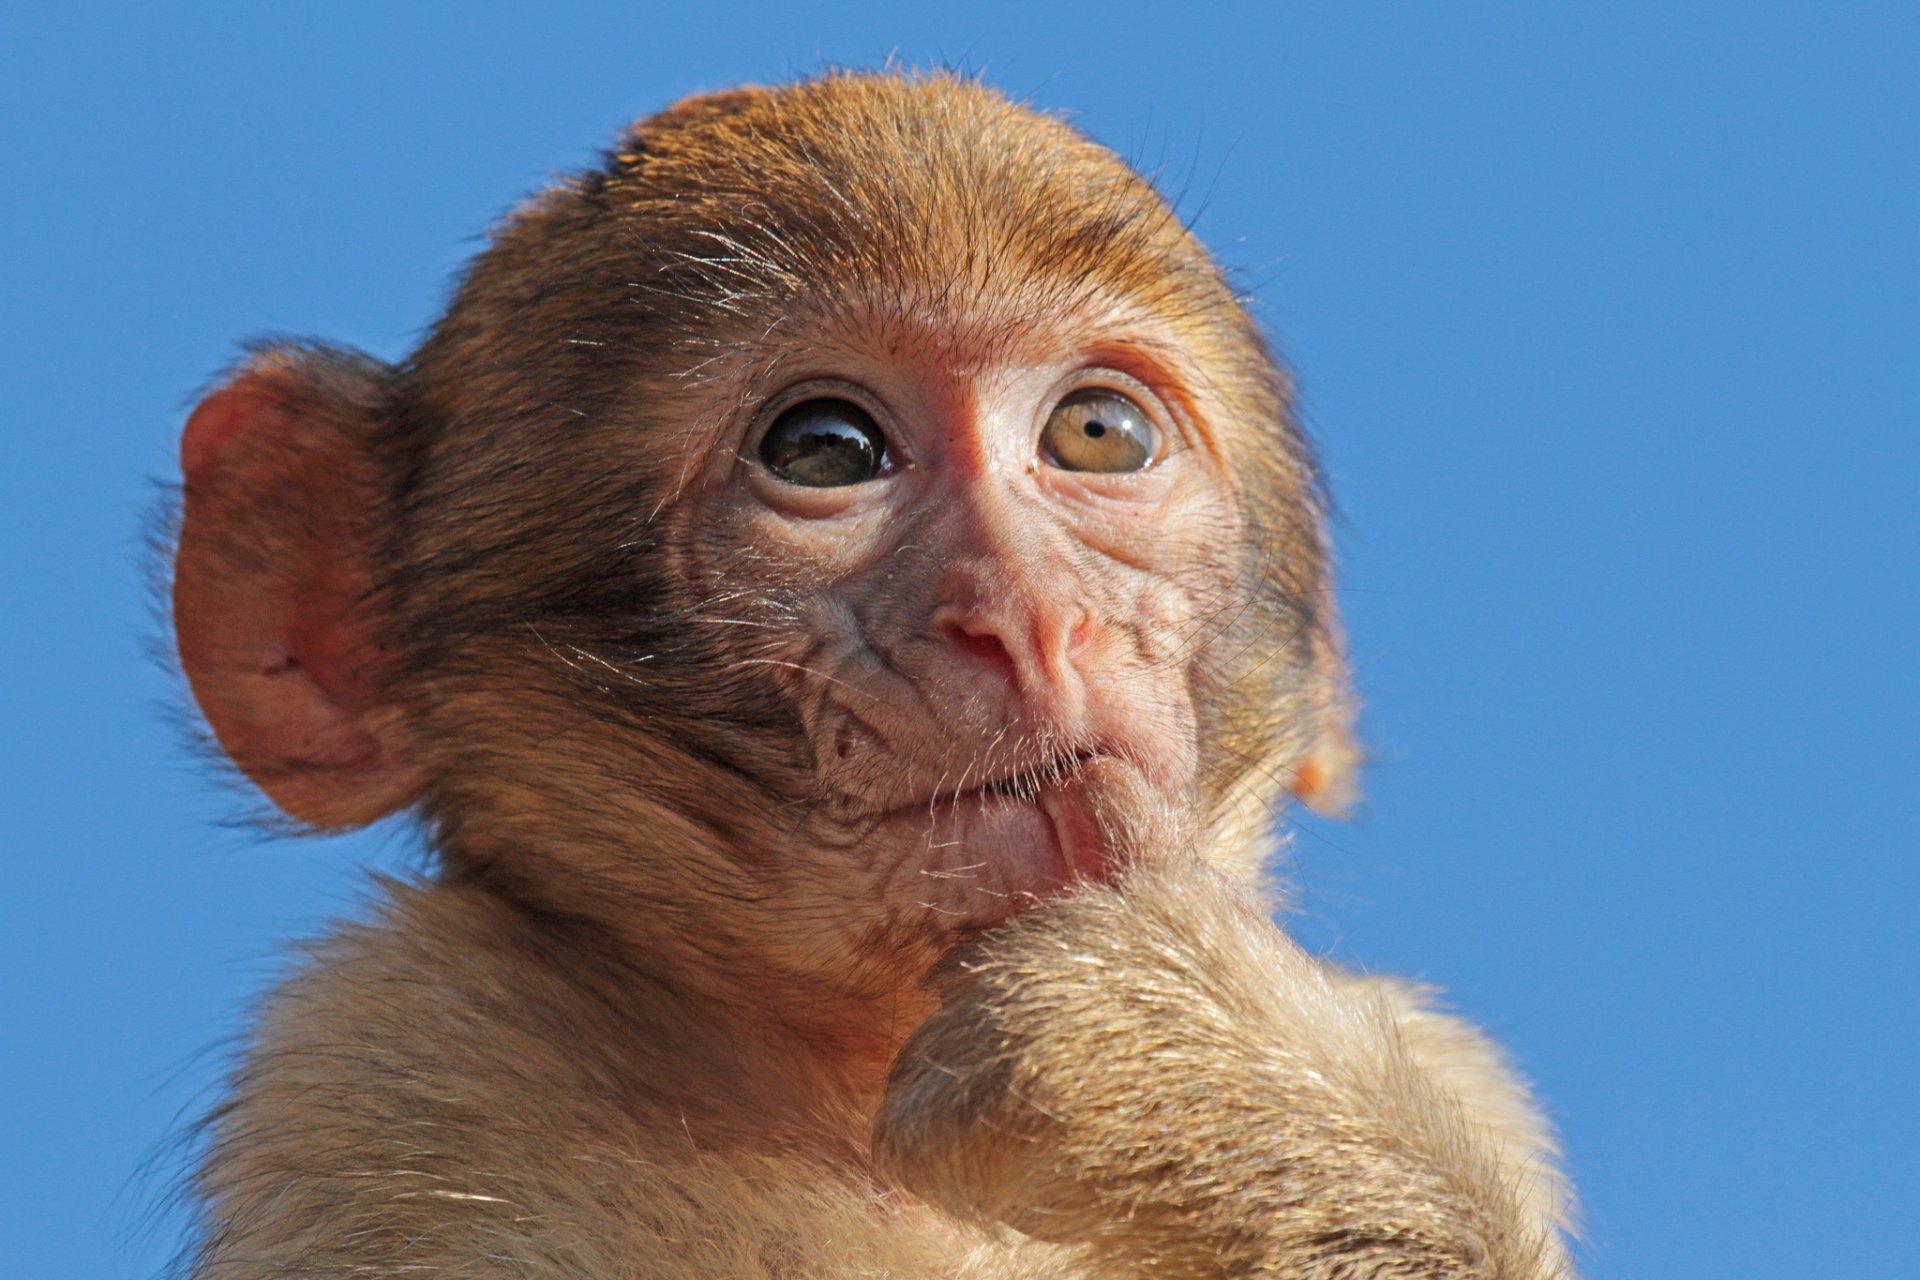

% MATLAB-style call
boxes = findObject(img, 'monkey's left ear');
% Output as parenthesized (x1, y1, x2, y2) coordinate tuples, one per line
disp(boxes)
(1291, 619, 1362, 817)
(173, 348, 424, 828)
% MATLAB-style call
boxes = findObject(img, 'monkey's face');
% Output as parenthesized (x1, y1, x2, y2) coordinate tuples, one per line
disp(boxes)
(649, 302, 1243, 933)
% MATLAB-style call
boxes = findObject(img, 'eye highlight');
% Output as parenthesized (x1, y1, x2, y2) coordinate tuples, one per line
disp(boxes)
(758, 398, 888, 487)
(1041, 389, 1157, 474)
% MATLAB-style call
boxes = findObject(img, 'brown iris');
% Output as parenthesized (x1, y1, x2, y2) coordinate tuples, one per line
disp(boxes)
(1041, 389, 1157, 473)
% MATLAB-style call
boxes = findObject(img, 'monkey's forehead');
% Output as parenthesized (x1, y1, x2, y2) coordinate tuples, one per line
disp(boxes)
(488, 71, 1245, 341)
(406, 71, 1302, 501)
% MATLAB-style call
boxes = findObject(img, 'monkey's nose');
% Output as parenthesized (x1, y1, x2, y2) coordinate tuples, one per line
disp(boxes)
(942, 618, 1021, 682)
(936, 603, 1101, 716)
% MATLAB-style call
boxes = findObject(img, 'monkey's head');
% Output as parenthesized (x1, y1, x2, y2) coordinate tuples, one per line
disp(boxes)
(174, 72, 1355, 1005)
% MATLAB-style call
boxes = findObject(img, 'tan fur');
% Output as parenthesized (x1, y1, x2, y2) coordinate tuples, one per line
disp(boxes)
(172, 71, 1574, 1278)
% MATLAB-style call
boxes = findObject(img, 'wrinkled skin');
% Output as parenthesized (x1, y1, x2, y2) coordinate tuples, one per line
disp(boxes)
(669, 316, 1229, 918)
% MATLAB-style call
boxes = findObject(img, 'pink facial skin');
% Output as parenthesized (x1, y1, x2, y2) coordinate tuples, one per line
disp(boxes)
(663, 306, 1236, 936)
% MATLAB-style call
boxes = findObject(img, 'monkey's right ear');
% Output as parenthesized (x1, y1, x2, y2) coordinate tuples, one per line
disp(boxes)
(173, 349, 424, 828)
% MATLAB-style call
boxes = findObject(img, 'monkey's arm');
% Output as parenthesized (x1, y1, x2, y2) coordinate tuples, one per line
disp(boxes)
(874, 863, 1574, 1280)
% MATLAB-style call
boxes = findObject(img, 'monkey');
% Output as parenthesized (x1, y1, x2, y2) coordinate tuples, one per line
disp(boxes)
(169, 71, 1575, 1279)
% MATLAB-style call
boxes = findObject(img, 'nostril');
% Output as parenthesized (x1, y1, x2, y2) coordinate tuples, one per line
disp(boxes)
(944, 619, 1018, 678)
(1068, 610, 1099, 654)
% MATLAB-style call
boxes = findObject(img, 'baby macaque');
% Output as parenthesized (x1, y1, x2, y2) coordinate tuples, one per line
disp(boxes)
(172, 71, 1573, 1278)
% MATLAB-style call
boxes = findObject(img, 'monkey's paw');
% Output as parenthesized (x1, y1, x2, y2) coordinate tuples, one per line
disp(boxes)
(872, 863, 1313, 1250)
(873, 863, 1569, 1278)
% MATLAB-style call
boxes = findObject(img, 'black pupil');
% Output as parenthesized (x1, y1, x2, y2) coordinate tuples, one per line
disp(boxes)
(1084, 421, 1107, 438)
(759, 399, 885, 487)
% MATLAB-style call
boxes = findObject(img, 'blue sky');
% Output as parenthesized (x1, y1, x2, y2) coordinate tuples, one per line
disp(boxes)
(4, 4, 1915, 1276)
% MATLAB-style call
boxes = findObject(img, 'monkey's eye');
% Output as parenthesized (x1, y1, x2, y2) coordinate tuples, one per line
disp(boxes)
(1041, 389, 1157, 473)
(758, 399, 889, 487)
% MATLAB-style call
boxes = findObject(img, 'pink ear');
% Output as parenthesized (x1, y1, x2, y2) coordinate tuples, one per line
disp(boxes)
(175, 356, 423, 828)
(1292, 600, 1362, 818)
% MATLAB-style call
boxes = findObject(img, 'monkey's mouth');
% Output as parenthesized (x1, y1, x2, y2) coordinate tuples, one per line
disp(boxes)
(836, 746, 1102, 818)
(819, 731, 1156, 896)
(971, 750, 1097, 804)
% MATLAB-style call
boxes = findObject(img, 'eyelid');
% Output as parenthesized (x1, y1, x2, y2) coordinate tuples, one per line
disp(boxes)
(752, 378, 887, 429)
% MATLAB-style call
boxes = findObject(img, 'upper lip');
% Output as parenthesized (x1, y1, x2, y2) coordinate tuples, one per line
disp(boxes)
(877, 747, 1102, 820)
(976, 749, 1096, 802)
(835, 746, 1101, 820)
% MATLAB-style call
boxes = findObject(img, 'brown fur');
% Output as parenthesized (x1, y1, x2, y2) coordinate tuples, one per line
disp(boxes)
(171, 71, 1572, 1278)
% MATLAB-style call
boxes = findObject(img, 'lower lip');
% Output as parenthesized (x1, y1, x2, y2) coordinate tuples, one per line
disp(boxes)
(1038, 788, 1111, 885)
(866, 755, 1140, 913)
(867, 786, 1071, 904)
(969, 792, 1076, 897)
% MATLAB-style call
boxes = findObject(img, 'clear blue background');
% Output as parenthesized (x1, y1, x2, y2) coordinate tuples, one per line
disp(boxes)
(5, 4, 1915, 1277)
